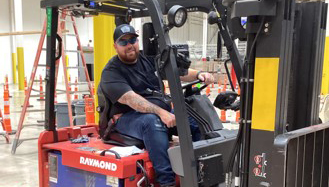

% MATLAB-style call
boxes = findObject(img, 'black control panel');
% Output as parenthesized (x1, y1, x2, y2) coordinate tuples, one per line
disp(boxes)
(172, 44, 190, 58)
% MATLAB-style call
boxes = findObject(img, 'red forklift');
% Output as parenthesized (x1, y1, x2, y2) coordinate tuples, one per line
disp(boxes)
(38, 0, 329, 186)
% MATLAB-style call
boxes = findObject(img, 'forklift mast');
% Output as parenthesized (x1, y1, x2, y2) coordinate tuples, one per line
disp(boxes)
(228, 0, 329, 186)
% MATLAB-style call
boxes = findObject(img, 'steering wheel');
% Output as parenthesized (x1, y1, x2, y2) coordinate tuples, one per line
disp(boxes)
(182, 79, 208, 98)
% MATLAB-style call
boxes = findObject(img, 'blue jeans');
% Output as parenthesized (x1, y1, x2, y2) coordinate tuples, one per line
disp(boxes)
(114, 110, 200, 185)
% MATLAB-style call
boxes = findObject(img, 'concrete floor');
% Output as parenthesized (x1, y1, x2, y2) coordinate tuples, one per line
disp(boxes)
(0, 70, 239, 187)
(0, 84, 41, 187)
(0, 83, 90, 187)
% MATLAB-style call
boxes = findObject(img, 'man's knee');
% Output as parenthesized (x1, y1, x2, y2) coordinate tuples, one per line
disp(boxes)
(143, 113, 159, 121)
(141, 114, 166, 132)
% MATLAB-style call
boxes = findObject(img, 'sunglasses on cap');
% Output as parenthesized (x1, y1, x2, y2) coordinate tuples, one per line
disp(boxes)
(116, 37, 138, 46)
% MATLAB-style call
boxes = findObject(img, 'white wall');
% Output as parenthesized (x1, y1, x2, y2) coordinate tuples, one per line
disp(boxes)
(0, 0, 12, 85)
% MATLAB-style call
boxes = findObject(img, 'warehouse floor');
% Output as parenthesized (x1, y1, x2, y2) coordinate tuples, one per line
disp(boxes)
(0, 84, 40, 187)
(0, 62, 240, 187)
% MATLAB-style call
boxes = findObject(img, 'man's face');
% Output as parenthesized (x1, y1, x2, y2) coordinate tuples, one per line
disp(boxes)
(114, 34, 139, 63)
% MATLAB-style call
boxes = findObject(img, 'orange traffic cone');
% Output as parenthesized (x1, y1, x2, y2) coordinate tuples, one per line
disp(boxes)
(5, 74, 9, 91)
(236, 110, 240, 122)
(221, 109, 226, 122)
(3, 89, 12, 132)
(218, 87, 221, 94)
(212, 83, 214, 88)
(206, 86, 211, 96)
(74, 77, 78, 100)
(4, 75, 12, 98)
(223, 78, 227, 92)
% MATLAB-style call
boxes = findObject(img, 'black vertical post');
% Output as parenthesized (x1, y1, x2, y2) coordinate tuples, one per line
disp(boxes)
(45, 7, 59, 142)
(239, 17, 257, 187)
(143, 0, 199, 186)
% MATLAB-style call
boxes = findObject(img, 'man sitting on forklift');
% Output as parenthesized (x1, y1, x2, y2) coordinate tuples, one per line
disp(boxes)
(100, 24, 214, 187)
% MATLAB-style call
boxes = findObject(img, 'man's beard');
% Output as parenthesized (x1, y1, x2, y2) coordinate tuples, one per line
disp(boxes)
(119, 47, 139, 63)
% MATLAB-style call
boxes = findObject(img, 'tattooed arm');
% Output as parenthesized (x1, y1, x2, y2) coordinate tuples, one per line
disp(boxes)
(118, 91, 176, 127)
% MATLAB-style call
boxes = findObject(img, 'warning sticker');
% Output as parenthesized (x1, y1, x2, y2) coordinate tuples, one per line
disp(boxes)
(49, 154, 58, 183)
(252, 153, 267, 178)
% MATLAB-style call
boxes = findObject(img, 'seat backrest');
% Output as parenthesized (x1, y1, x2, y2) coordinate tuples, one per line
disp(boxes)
(97, 85, 111, 138)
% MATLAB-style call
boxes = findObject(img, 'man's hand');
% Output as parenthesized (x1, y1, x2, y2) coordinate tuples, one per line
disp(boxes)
(159, 110, 176, 128)
(198, 72, 214, 85)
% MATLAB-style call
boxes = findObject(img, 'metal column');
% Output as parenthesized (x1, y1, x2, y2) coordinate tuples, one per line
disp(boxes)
(44, 7, 59, 140)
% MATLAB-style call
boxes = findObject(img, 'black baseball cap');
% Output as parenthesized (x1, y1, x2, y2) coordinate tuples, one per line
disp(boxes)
(113, 24, 139, 42)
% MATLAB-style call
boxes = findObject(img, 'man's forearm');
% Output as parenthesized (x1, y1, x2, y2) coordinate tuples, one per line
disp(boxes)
(180, 69, 199, 82)
(118, 91, 165, 115)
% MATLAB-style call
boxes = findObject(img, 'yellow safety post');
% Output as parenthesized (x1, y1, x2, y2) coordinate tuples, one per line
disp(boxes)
(321, 37, 329, 95)
(93, 15, 116, 122)
(322, 3, 329, 95)
(17, 47, 25, 90)
(11, 53, 17, 84)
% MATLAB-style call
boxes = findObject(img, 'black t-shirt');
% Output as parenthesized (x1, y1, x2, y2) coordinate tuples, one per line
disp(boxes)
(100, 54, 169, 117)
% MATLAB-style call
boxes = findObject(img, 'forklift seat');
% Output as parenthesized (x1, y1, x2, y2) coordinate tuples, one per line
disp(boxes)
(98, 85, 145, 149)
(103, 130, 145, 150)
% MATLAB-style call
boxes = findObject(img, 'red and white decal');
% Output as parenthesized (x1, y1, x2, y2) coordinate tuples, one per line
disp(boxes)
(252, 153, 267, 178)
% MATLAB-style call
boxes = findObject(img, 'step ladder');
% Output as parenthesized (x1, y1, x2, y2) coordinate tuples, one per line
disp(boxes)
(11, 10, 94, 154)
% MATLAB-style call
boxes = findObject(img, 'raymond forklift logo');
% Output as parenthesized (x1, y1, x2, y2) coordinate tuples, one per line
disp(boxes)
(253, 153, 267, 178)
(80, 156, 117, 171)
